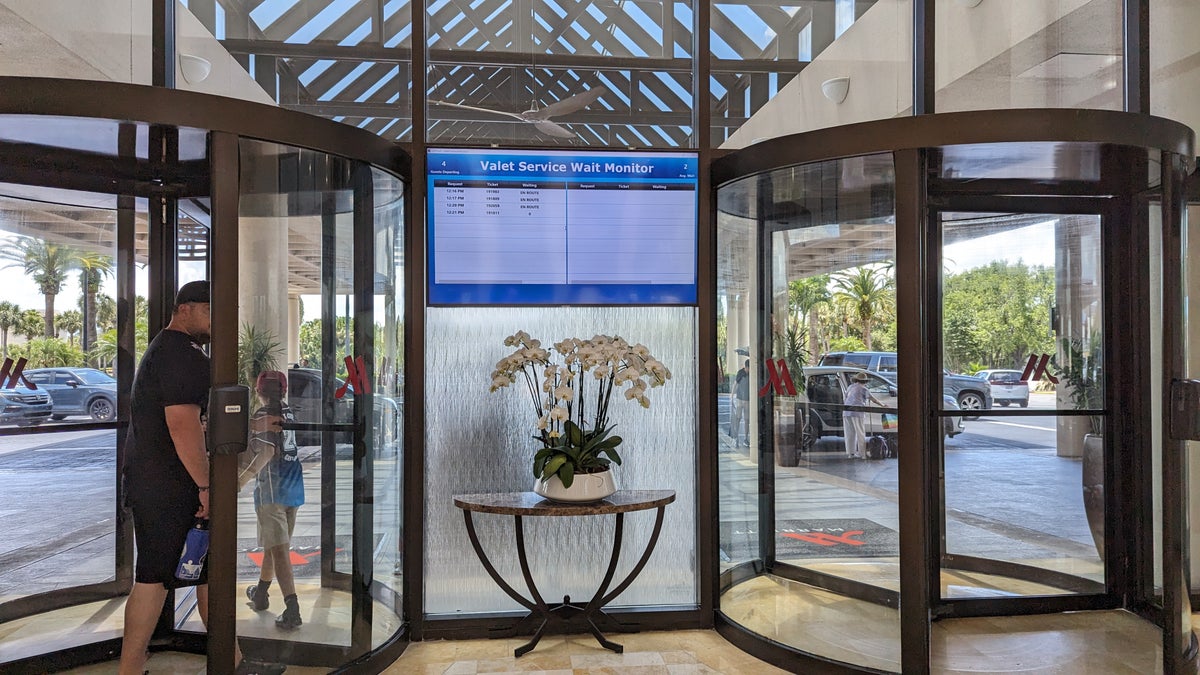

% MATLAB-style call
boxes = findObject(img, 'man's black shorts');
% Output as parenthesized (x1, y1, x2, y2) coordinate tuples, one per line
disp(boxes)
(128, 483, 205, 588)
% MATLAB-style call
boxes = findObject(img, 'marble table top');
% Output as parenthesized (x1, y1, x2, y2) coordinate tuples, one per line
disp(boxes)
(453, 490, 676, 516)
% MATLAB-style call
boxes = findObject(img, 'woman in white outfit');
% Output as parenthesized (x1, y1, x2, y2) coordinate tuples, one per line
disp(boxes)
(842, 371, 882, 458)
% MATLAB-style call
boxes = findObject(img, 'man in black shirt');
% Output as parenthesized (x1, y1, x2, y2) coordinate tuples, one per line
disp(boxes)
(119, 281, 283, 675)
(120, 280, 214, 673)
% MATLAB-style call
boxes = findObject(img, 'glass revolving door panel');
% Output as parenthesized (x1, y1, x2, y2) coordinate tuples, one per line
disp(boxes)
(717, 154, 902, 670)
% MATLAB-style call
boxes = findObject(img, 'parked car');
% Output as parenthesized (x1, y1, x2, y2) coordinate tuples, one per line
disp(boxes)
(0, 386, 53, 426)
(974, 369, 1030, 407)
(285, 366, 400, 457)
(23, 367, 117, 421)
(817, 351, 993, 419)
(799, 366, 963, 445)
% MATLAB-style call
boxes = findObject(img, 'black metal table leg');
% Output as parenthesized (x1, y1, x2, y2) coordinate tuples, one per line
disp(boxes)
(461, 511, 540, 613)
(583, 504, 668, 636)
(513, 515, 552, 657)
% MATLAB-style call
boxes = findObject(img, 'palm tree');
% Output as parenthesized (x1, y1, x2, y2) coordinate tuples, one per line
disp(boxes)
(58, 310, 83, 347)
(831, 265, 895, 351)
(788, 275, 831, 359)
(74, 253, 113, 351)
(0, 237, 75, 338)
(94, 294, 117, 332)
(17, 310, 42, 343)
(89, 329, 118, 370)
(238, 323, 283, 388)
(0, 301, 20, 359)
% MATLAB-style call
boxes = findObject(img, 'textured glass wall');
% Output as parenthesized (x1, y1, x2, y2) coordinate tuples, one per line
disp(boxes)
(935, 0, 1123, 113)
(425, 307, 697, 614)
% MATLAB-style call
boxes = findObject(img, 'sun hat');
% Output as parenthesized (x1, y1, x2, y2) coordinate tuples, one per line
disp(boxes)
(853, 371, 869, 382)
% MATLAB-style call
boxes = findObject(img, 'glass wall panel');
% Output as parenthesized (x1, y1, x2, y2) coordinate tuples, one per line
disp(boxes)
(714, 0, 908, 146)
(0, 0, 152, 84)
(425, 307, 697, 613)
(716, 177, 757, 575)
(427, 65, 691, 147)
(426, 0, 692, 146)
(168, 139, 406, 655)
(1187, 204, 1200, 596)
(770, 157, 899, 584)
(935, 0, 1122, 113)
(1151, 0, 1200, 142)
(939, 213, 1105, 595)
(717, 154, 901, 670)
(195, 138, 362, 647)
(180, 1, 414, 139)
(0, 187, 130, 607)
(371, 167, 405, 647)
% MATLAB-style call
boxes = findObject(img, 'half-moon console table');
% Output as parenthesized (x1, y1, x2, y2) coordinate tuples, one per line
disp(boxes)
(452, 490, 676, 657)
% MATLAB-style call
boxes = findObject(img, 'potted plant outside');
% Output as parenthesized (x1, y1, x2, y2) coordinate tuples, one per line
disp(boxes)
(490, 331, 672, 502)
(1052, 335, 1104, 556)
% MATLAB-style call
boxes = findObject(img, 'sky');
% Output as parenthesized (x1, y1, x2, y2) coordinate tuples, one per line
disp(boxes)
(943, 221, 1057, 275)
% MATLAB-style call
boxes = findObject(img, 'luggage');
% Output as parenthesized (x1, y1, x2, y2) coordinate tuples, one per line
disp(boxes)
(866, 435, 888, 460)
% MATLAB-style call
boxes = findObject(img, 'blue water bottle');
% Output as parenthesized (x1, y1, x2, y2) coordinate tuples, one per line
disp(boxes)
(175, 518, 210, 581)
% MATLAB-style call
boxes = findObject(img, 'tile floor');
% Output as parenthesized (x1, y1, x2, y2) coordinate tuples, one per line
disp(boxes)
(55, 629, 785, 674)
(8, 591, 1193, 674)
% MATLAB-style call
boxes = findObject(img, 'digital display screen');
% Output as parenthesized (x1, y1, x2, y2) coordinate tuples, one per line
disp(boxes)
(427, 147, 699, 305)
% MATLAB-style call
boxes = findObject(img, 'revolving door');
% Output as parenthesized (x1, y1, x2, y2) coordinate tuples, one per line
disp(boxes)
(0, 79, 408, 673)
(713, 110, 1197, 673)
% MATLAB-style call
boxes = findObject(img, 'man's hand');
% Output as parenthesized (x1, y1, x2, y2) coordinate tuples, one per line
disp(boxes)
(196, 489, 210, 518)
(250, 414, 283, 433)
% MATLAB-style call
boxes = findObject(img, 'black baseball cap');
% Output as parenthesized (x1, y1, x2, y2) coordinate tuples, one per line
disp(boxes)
(175, 280, 210, 306)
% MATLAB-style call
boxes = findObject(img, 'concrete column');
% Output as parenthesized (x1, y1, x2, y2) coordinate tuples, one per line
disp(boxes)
(287, 295, 301, 366)
(237, 213, 289, 379)
(1054, 215, 1102, 458)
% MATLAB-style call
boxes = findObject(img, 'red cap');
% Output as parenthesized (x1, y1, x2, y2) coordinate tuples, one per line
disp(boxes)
(255, 370, 288, 395)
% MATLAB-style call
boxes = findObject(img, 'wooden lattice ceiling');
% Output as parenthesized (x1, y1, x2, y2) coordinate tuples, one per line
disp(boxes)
(202, 0, 869, 145)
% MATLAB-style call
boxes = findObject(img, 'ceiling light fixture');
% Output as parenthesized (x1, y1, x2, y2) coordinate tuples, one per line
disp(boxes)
(179, 54, 212, 84)
(820, 77, 850, 104)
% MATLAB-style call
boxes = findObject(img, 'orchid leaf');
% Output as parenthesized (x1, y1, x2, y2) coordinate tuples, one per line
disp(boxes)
(543, 455, 567, 480)
(557, 462, 575, 488)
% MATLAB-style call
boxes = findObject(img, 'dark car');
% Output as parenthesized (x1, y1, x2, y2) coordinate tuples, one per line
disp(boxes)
(24, 367, 117, 421)
(0, 386, 53, 426)
(800, 366, 964, 441)
(818, 351, 993, 419)
(285, 367, 400, 456)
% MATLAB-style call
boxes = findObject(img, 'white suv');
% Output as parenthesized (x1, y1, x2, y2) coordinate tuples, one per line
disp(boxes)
(974, 369, 1030, 408)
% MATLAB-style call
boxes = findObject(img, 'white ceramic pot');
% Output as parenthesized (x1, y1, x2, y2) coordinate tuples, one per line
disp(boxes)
(534, 469, 617, 503)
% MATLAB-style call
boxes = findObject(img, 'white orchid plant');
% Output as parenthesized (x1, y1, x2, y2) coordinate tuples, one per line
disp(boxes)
(490, 331, 672, 488)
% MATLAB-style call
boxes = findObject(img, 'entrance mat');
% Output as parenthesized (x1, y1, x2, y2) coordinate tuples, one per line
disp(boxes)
(236, 535, 381, 577)
(720, 518, 898, 559)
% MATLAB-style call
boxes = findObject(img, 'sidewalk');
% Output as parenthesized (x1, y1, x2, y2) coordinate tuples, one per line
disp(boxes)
(717, 431, 1102, 583)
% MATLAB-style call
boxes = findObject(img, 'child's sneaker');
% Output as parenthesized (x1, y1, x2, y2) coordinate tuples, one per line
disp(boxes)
(245, 584, 269, 612)
(275, 605, 302, 630)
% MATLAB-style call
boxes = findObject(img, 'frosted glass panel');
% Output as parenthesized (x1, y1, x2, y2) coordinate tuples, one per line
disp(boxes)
(425, 307, 698, 614)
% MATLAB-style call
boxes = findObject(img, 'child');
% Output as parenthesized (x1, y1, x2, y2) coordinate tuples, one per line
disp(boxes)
(239, 370, 304, 630)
